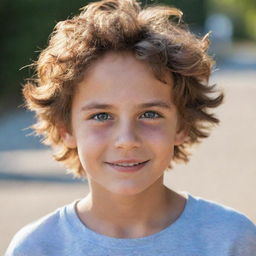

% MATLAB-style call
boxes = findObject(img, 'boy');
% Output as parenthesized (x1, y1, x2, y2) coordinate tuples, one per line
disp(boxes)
(6, 0, 256, 255)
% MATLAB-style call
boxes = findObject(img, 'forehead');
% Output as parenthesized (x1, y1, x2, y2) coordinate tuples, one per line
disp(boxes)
(73, 51, 174, 108)
(83, 51, 172, 84)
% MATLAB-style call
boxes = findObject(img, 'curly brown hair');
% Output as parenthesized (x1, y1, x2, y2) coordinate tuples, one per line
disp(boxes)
(23, 0, 224, 178)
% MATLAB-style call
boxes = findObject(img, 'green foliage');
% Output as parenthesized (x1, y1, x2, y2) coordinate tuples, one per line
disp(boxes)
(0, 0, 88, 110)
(209, 0, 256, 40)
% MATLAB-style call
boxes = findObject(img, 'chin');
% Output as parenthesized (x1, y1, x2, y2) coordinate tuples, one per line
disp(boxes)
(107, 184, 149, 196)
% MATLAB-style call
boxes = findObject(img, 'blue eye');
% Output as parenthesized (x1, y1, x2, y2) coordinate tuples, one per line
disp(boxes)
(89, 111, 162, 122)
(90, 113, 112, 122)
(141, 111, 162, 119)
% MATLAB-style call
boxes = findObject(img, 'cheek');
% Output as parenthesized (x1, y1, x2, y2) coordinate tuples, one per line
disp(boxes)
(76, 126, 109, 162)
(141, 124, 176, 162)
(141, 123, 176, 145)
(77, 125, 109, 146)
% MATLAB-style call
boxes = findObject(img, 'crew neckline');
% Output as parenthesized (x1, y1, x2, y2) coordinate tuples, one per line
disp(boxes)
(64, 191, 194, 249)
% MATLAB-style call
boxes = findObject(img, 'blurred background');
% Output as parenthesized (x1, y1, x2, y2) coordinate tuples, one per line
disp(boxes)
(0, 0, 256, 253)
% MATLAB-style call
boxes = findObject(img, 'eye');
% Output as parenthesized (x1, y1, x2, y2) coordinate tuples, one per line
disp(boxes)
(140, 111, 162, 119)
(89, 112, 112, 122)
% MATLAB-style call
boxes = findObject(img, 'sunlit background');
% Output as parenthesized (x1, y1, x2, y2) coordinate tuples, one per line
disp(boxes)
(0, 0, 256, 253)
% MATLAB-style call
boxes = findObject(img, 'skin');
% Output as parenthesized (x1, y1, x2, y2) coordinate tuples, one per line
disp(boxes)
(62, 51, 188, 238)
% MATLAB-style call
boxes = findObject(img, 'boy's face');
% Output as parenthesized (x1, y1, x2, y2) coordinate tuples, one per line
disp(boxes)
(63, 51, 186, 195)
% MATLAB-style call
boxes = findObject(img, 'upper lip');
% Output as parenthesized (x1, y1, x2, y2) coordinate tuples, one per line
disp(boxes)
(106, 159, 149, 164)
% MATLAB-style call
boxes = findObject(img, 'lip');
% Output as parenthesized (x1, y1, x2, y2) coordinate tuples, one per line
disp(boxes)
(106, 159, 149, 164)
(105, 160, 150, 173)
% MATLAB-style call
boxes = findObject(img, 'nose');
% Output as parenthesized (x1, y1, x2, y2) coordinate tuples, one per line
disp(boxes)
(114, 120, 141, 150)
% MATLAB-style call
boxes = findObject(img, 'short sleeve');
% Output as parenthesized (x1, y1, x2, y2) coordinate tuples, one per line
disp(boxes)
(229, 216, 256, 255)
(5, 227, 35, 256)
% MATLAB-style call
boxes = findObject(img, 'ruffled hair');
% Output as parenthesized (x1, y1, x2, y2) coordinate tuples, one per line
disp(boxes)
(23, 0, 224, 178)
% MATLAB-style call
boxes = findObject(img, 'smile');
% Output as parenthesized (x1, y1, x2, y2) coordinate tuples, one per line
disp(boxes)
(106, 160, 150, 173)
(108, 160, 148, 167)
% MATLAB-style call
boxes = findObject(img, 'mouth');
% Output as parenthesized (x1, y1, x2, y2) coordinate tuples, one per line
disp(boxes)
(107, 160, 149, 167)
(105, 160, 150, 173)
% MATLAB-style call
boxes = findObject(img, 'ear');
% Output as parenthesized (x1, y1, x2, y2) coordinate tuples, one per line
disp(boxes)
(59, 127, 77, 149)
(174, 128, 188, 146)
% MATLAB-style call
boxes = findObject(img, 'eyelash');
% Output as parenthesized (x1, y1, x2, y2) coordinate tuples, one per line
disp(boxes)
(89, 111, 163, 122)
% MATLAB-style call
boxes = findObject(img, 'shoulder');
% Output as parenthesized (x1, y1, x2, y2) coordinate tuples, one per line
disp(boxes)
(5, 202, 72, 256)
(188, 193, 256, 248)
(190, 194, 255, 227)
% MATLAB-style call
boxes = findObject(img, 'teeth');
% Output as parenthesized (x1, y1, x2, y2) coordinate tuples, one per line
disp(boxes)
(112, 162, 142, 167)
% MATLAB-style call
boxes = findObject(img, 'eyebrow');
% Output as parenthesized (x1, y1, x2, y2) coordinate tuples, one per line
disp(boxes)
(81, 101, 172, 111)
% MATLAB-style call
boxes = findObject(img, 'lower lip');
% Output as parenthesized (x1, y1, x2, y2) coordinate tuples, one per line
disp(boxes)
(106, 161, 149, 173)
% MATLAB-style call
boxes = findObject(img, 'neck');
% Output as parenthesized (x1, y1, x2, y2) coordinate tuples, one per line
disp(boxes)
(76, 178, 186, 238)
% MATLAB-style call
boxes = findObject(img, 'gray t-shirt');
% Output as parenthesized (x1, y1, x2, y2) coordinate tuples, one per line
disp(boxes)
(5, 192, 256, 256)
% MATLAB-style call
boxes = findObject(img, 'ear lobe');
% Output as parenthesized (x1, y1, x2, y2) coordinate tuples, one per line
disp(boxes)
(60, 128, 77, 149)
(62, 132, 77, 148)
(174, 129, 188, 146)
